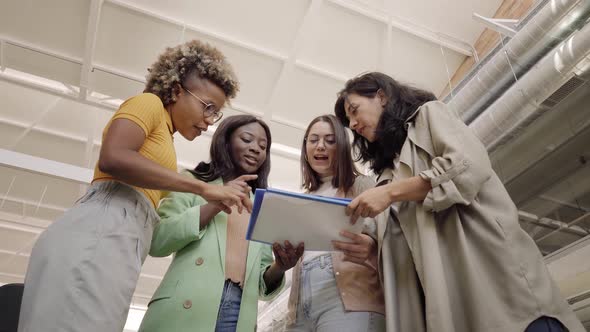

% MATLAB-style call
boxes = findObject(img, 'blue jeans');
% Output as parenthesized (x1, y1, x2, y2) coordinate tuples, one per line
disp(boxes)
(215, 280, 243, 332)
(287, 254, 385, 332)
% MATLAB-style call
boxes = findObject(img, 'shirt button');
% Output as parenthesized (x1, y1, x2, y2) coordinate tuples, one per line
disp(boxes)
(342, 292, 346, 296)
(183, 300, 192, 309)
(335, 272, 340, 276)
(195, 257, 204, 266)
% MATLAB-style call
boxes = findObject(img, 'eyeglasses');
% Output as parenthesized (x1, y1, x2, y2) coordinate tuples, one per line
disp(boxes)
(182, 86, 223, 123)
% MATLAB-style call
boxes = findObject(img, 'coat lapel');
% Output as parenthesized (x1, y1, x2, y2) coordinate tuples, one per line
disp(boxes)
(405, 103, 436, 157)
(400, 104, 437, 176)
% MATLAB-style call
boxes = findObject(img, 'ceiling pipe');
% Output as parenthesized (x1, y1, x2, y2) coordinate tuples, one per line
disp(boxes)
(445, 0, 590, 123)
(470, 18, 590, 152)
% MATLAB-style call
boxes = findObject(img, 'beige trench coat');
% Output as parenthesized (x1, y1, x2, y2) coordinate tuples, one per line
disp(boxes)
(375, 101, 584, 332)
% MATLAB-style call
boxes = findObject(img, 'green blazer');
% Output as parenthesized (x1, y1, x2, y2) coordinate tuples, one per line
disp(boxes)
(139, 176, 284, 332)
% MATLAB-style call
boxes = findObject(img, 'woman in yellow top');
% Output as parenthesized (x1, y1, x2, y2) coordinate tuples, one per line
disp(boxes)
(18, 40, 252, 332)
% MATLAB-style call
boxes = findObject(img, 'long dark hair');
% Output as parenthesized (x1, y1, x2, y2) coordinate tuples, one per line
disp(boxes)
(189, 115, 272, 190)
(301, 115, 358, 194)
(334, 72, 436, 174)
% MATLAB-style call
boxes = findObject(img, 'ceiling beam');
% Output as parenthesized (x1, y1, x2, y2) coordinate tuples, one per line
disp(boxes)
(271, 116, 308, 131)
(545, 233, 590, 273)
(1, 37, 80, 65)
(0, 195, 67, 214)
(377, 0, 393, 72)
(0, 38, 269, 116)
(92, 63, 145, 84)
(0, 40, 5, 72)
(473, 13, 517, 37)
(504, 126, 590, 206)
(536, 213, 590, 243)
(0, 149, 93, 184)
(0, 67, 117, 112)
(105, 0, 287, 62)
(80, 0, 103, 193)
(0, 35, 332, 142)
(295, 60, 348, 82)
(81, 111, 98, 195)
(80, 0, 104, 99)
(0, 70, 302, 160)
(0, 115, 296, 174)
(264, 0, 324, 122)
(539, 195, 590, 213)
(0, 213, 46, 234)
(519, 210, 589, 237)
(102, 1, 349, 87)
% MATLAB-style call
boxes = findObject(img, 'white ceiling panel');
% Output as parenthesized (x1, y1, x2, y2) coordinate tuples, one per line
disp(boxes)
(386, 0, 503, 45)
(298, 1, 384, 78)
(387, 28, 465, 93)
(111, 0, 311, 55)
(94, 2, 185, 77)
(0, 167, 82, 209)
(7, 129, 89, 167)
(0, 227, 37, 252)
(0, 200, 64, 223)
(0, 0, 89, 58)
(183, 30, 284, 110)
(270, 67, 344, 127)
(491, 83, 590, 183)
(267, 153, 302, 192)
(141, 256, 171, 277)
(172, 133, 213, 169)
(0, 251, 29, 277)
(90, 69, 146, 101)
(266, 121, 305, 153)
(134, 274, 162, 298)
(5, 44, 82, 87)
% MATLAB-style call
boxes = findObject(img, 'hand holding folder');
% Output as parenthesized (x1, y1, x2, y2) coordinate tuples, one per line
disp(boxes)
(246, 188, 363, 251)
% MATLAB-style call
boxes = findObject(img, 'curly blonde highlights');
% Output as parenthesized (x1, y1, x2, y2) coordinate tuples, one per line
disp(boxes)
(144, 40, 239, 106)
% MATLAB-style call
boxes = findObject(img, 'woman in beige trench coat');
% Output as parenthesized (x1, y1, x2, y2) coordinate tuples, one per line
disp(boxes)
(333, 72, 584, 332)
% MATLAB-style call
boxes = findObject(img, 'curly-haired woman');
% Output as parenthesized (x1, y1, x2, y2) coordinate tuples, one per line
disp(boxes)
(18, 40, 252, 332)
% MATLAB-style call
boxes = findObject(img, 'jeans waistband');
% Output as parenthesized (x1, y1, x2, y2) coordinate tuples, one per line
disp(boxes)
(223, 279, 243, 293)
(302, 253, 332, 270)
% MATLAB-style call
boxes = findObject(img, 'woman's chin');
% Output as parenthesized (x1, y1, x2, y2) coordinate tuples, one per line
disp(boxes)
(364, 133, 376, 142)
(180, 130, 200, 141)
(311, 166, 331, 177)
(239, 163, 259, 175)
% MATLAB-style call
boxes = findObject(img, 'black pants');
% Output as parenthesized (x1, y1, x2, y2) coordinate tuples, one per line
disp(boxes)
(525, 316, 566, 332)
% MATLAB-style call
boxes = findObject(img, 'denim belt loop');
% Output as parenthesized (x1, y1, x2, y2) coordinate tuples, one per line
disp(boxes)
(320, 255, 326, 269)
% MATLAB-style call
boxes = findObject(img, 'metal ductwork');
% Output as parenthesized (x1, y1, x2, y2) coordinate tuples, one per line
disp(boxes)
(445, 0, 590, 124)
(470, 16, 590, 152)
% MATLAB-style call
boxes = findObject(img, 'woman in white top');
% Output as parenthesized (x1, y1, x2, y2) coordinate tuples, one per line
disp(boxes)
(283, 114, 385, 332)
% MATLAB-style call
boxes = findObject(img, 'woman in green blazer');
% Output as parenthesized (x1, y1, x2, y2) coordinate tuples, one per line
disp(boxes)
(139, 115, 303, 332)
